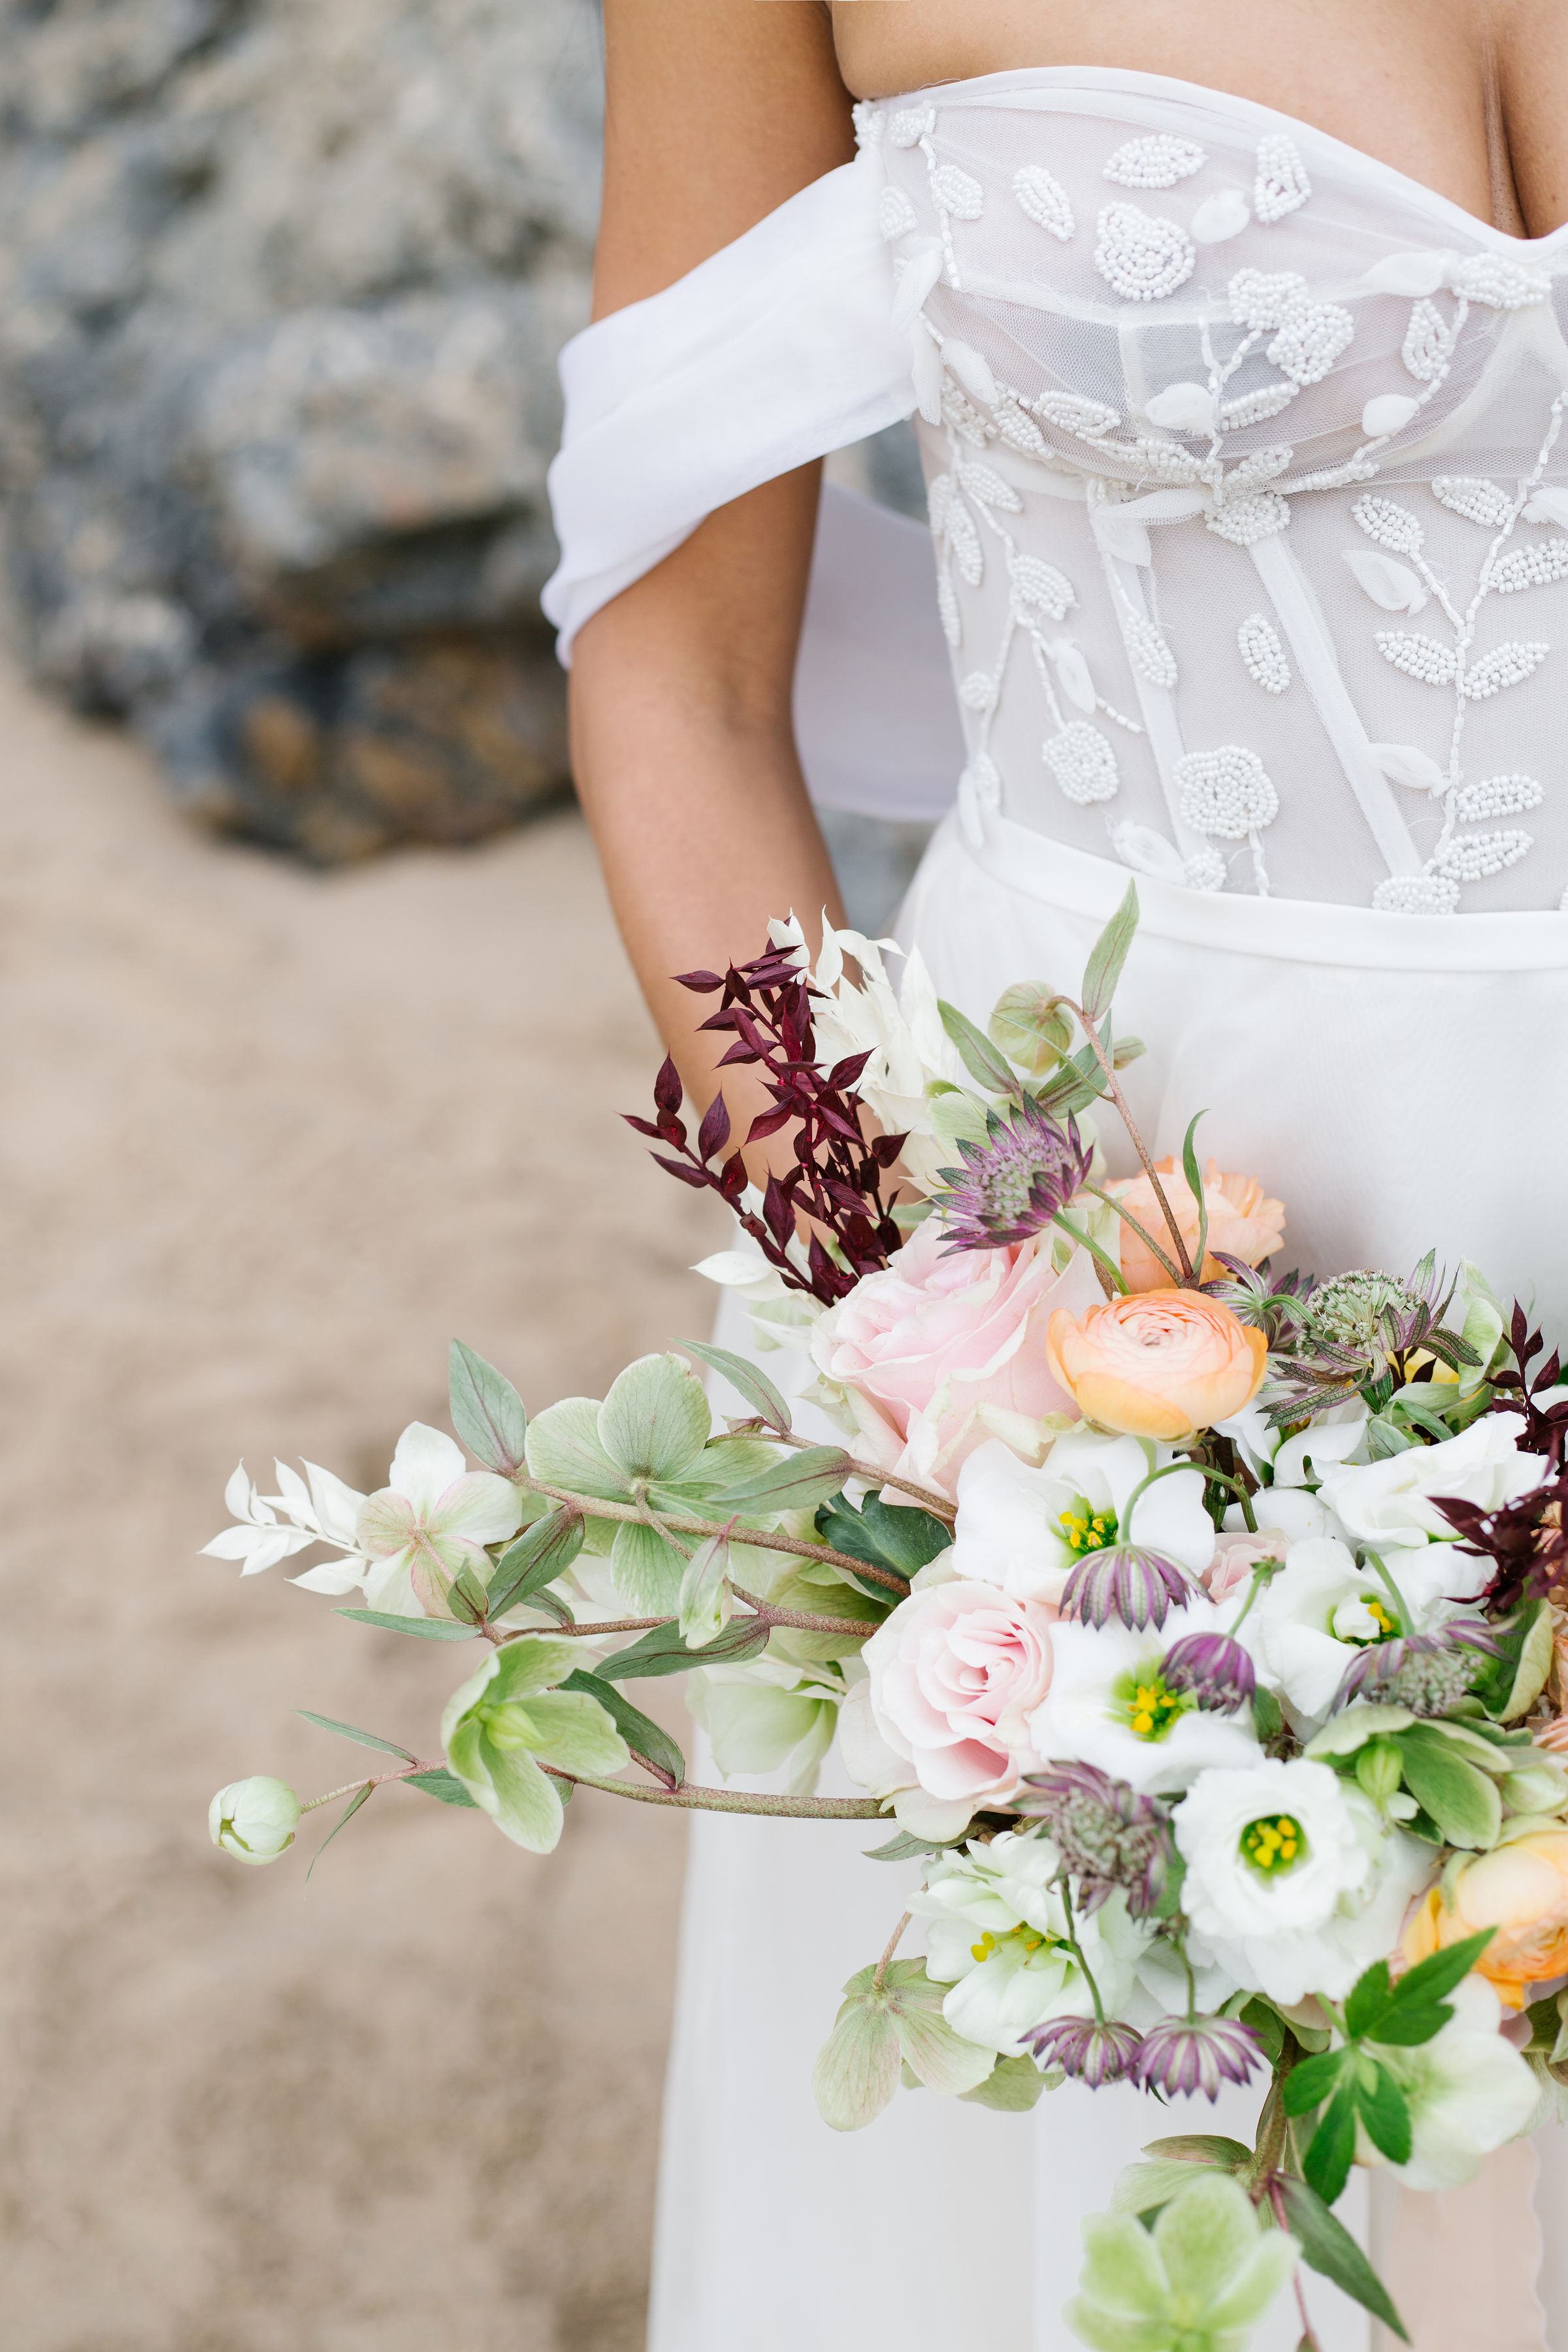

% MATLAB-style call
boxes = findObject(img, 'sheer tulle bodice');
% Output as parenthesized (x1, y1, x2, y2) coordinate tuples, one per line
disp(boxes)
(860, 71, 1568, 913)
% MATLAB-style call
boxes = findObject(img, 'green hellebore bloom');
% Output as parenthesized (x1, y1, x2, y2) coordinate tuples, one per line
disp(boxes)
(208, 1774, 301, 1864)
(441, 1635, 629, 1854)
(1067, 2172, 1299, 2352)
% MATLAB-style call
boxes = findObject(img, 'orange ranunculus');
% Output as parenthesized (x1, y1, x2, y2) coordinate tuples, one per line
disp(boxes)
(1402, 1827, 1568, 2009)
(1107, 1158, 1285, 1294)
(1045, 1290, 1267, 1441)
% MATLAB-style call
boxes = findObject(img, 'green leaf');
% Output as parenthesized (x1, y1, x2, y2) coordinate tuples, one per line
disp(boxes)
(405, 1768, 478, 1808)
(678, 1339, 793, 1434)
(1143, 2135, 1253, 2168)
(564, 1667, 685, 1789)
(1081, 879, 1139, 1022)
(1373, 1927, 1495, 2036)
(598, 1612, 770, 1682)
(1303, 2082, 1360, 2206)
(1473, 1598, 1555, 1723)
(488, 1507, 586, 1616)
(811, 1998, 902, 2131)
(1282, 2048, 1347, 2116)
(336, 1608, 478, 1642)
(1180, 1111, 1209, 1276)
(815, 1492, 949, 1584)
(713, 1446, 855, 1515)
(448, 1563, 491, 1624)
(1239, 1997, 1285, 2067)
(1343, 1961, 1393, 2042)
(987, 982, 1072, 1076)
(608, 1517, 687, 1614)
(1354, 2061, 1413, 2166)
(517, 1688, 630, 1778)
(1251, 1687, 1284, 1743)
(863, 1829, 956, 1862)
(295, 1710, 416, 1762)
(960, 2053, 1050, 2110)
(938, 996, 1024, 1096)
(1277, 2174, 1409, 2341)
(448, 1339, 528, 1475)
(1394, 1727, 1502, 1849)
(306, 1781, 373, 1882)
(598, 1354, 712, 1483)
(523, 1396, 630, 1503)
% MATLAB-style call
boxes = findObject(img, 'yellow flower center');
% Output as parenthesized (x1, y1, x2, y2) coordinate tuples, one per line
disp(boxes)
(1241, 1813, 1307, 1873)
(1059, 1500, 1118, 1557)
(970, 1925, 1058, 1965)
(1115, 1671, 1186, 1741)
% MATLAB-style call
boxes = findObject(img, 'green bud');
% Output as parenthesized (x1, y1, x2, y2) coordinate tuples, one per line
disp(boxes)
(209, 1775, 301, 1865)
(1355, 1739, 1405, 1806)
(1501, 1762, 1568, 1815)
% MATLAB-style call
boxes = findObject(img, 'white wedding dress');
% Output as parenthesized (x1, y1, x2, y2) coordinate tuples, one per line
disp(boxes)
(545, 67, 1568, 2352)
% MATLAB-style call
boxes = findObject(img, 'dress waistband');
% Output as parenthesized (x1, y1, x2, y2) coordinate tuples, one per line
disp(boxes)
(956, 802, 1568, 974)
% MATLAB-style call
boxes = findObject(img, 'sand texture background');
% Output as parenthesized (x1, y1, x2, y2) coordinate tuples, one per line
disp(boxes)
(0, 645, 727, 2350)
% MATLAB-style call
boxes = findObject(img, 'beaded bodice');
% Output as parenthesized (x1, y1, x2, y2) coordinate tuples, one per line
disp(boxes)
(860, 69, 1568, 911)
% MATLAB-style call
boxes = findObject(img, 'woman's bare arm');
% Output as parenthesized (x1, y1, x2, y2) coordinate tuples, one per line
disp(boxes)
(569, 0, 856, 1112)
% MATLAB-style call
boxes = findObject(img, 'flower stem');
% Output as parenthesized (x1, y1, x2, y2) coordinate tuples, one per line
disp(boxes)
(760, 1428, 957, 1520)
(874, 1910, 912, 1991)
(301, 1758, 438, 1812)
(1081, 1181, 1185, 1288)
(1057, 998, 1196, 1283)
(730, 1582, 881, 1637)
(539, 1765, 885, 1819)
(1058, 1877, 1106, 2025)
(520, 1479, 911, 1594)
(1052, 1208, 1130, 1296)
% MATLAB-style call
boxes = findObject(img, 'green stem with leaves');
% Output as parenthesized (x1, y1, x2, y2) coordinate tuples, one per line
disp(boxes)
(521, 1478, 910, 1595)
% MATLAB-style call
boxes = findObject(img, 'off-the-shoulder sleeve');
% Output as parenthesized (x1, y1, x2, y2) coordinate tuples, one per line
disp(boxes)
(542, 148, 964, 822)
(543, 148, 915, 652)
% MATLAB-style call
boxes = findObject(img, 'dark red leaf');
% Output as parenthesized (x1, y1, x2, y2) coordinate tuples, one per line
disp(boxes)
(653, 1056, 683, 1117)
(697, 1092, 732, 1163)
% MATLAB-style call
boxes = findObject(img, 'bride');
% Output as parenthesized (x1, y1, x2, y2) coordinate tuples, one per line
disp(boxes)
(546, 4, 1568, 2346)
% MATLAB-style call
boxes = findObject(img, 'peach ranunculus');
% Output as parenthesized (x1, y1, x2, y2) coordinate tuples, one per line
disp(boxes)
(1403, 1828, 1568, 2008)
(1046, 1291, 1267, 1443)
(1107, 1157, 1284, 1294)
(808, 1220, 1104, 1500)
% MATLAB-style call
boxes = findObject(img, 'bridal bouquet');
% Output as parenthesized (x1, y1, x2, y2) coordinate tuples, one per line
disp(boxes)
(204, 890, 1568, 2351)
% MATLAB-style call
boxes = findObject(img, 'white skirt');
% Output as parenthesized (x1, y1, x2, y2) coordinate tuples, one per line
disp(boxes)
(647, 817, 1568, 2352)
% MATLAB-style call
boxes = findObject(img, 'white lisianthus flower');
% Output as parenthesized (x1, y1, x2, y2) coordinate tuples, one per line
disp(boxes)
(1242, 1536, 1447, 1726)
(1173, 1757, 1435, 2005)
(355, 1423, 523, 1616)
(208, 1776, 301, 1864)
(1364, 1975, 1539, 2191)
(915, 1830, 1148, 2057)
(951, 1430, 1215, 1606)
(1320, 1413, 1544, 1601)
(1029, 1599, 1263, 1794)
(1216, 1396, 1369, 1492)
(687, 1658, 841, 1798)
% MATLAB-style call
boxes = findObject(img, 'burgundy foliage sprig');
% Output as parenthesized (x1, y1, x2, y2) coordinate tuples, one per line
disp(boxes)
(624, 942, 907, 1307)
(1435, 1305, 1568, 1616)
(1488, 1302, 1568, 1461)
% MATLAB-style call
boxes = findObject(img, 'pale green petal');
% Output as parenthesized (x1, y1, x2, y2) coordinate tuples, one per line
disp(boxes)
(524, 1397, 630, 1502)
(704, 1684, 824, 1779)
(892, 2002, 996, 2097)
(610, 1517, 685, 1613)
(478, 1744, 565, 1852)
(1202, 2233, 1300, 2333)
(487, 1635, 578, 1703)
(355, 1491, 417, 1560)
(811, 2001, 901, 2132)
(1064, 2296, 1173, 2352)
(441, 1656, 501, 1751)
(520, 1689, 630, 1777)
(1153, 2176, 1267, 2310)
(434, 1471, 523, 1546)
(598, 1354, 711, 1483)
(1080, 2212, 1170, 2319)
(785, 1699, 840, 1798)
(387, 1422, 467, 1512)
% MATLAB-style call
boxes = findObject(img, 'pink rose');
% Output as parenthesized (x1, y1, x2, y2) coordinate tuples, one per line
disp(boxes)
(863, 1579, 1056, 1803)
(1205, 1528, 1291, 1603)
(809, 1223, 1103, 1499)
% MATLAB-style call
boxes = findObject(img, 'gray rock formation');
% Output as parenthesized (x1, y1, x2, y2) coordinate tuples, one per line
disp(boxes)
(0, 0, 602, 857)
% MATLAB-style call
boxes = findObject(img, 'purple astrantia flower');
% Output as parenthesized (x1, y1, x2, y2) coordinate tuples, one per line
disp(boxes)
(1162, 1631, 1258, 1712)
(1336, 1622, 1501, 1715)
(1060, 1543, 1194, 1633)
(1024, 2015, 1143, 2086)
(1134, 2014, 1264, 2100)
(1016, 1762, 1173, 1919)
(932, 1098, 1094, 1253)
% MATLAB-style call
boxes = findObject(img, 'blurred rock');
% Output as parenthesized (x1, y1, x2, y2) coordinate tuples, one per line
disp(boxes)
(0, 0, 600, 858)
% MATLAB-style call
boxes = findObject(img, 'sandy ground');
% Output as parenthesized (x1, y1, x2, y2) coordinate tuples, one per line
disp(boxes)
(0, 657, 730, 2351)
